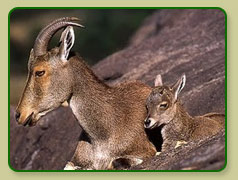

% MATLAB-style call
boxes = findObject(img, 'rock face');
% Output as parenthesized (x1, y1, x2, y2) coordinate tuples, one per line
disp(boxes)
(10, 106, 81, 170)
(93, 9, 225, 116)
(132, 130, 225, 170)
(9, 9, 226, 170)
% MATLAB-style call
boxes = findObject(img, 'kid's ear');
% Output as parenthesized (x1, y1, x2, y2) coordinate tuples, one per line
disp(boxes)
(154, 74, 163, 87)
(172, 74, 186, 101)
(59, 26, 75, 62)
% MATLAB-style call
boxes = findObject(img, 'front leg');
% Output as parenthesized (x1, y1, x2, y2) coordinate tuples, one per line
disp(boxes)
(64, 141, 93, 170)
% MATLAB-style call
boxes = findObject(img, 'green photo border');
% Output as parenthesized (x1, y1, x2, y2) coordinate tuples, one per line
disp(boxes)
(8, 7, 227, 172)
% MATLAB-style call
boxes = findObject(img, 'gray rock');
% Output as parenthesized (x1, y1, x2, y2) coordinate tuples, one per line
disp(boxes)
(9, 106, 81, 170)
(93, 9, 225, 116)
(9, 9, 226, 170)
(132, 130, 225, 170)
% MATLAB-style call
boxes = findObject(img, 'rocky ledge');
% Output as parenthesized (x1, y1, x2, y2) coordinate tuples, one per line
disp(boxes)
(10, 9, 226, 170)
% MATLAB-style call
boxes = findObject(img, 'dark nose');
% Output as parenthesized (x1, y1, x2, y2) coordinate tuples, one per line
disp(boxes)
(15, 111, 21, 123)
(144, 118, 151, 128)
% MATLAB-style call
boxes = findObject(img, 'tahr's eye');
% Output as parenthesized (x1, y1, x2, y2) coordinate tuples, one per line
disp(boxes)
(159, 101, 168, 109)
(159, 88, 164, 95)
(35, 70, 45, 77)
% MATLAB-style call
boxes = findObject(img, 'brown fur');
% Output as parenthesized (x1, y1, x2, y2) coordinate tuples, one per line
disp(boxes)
(67, 57, 156, 169)
(145, 74, 225, 151)
(160, 103, 225, 151)
(16, 25, 156, 170)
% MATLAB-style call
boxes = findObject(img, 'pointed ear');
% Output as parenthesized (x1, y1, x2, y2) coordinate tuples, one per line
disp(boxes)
(171, 74, 186, 101)
(28, 48, 35, 68)
(59, 26, 75, 62)
(29, 48, 34, 59)
(154, 74, 163, 87)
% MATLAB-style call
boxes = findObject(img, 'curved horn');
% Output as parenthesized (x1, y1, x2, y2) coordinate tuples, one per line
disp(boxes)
(33, 17, 84, 56)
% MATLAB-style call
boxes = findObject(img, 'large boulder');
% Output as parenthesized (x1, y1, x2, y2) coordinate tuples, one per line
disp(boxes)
(93, 9, 225, 116)
(10, 9, 225, 170)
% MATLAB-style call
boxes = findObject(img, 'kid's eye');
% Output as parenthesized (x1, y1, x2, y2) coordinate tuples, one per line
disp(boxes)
(159, 101, 168, 109)
(35, 70, 45, 77)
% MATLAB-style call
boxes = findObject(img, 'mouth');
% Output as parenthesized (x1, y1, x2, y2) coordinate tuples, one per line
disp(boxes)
(23, 112, 34, 127)
(145, 120, 164, 129)
(147, 122, 159, 129)
(151, 122, 166, 130)
(22, 107, 57, 127)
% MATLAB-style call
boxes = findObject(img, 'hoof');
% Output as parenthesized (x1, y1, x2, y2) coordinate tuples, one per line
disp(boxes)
(175, 140, 188, 149)
(134, 158, 143, 165)
(156, 152, 161, 156)
(64, 162, 80, 170)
